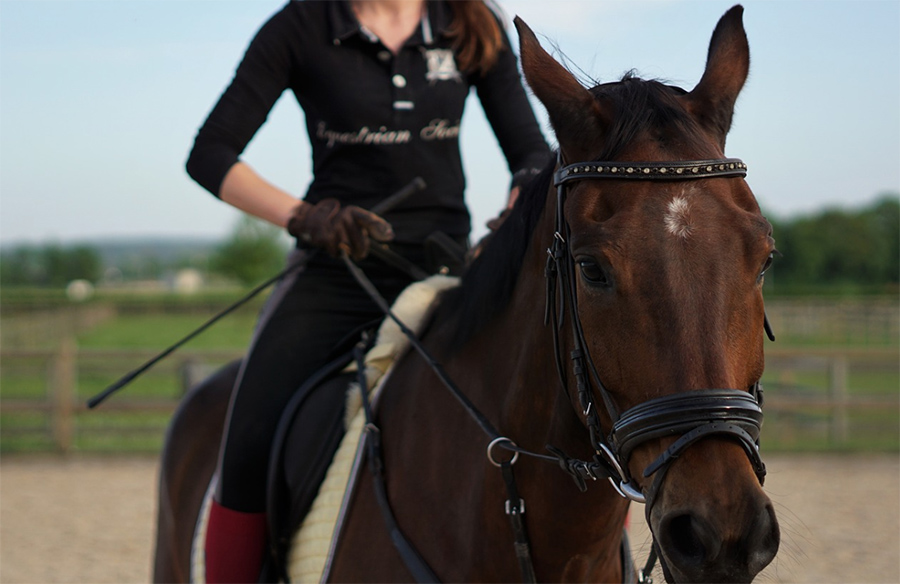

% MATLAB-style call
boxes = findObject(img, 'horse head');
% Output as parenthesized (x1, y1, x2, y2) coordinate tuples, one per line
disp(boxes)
(516, 6, 779, 582)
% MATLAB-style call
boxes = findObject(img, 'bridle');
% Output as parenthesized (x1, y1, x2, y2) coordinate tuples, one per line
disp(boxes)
(341, 154, 771, 584)
(545, 154, 768, 510)
(543, 154, 769, 582)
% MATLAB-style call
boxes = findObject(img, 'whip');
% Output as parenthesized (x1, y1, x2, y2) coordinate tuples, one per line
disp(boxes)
(87, 177, 426, 409)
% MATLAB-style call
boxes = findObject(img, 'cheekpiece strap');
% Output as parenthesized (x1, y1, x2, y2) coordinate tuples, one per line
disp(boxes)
(554, 158, 747, 185)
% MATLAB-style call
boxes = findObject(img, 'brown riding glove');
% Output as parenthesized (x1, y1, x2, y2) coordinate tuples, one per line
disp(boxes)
(287, 198, 394, 260)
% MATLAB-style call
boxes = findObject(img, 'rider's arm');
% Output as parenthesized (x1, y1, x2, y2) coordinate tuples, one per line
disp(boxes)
(218, 163, 302, 229)
(185, 6, 302, 225)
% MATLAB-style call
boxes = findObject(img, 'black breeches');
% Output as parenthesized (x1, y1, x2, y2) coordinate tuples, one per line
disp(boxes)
(215, 248, 415, 512)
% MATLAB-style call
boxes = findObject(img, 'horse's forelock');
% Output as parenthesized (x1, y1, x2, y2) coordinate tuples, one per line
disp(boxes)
(589, 75, 711, 160)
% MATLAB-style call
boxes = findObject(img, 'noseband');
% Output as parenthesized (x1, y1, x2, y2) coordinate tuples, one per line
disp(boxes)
(545, 155, 766, 510)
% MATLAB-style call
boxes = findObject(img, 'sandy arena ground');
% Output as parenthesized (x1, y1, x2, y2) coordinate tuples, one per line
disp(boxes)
(1, 453, 897, 583)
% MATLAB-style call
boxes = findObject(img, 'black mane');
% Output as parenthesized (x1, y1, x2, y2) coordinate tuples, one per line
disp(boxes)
(436, 74, 705, 348)
(435, 159, 554, 349)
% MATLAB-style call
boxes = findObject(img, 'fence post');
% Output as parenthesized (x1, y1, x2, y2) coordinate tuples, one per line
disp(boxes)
(51, 336, 77, 453)
(829, 355, 849, 446)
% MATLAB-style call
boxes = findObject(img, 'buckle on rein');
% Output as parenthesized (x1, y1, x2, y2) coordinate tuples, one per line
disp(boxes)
(486, 437, 526, 515)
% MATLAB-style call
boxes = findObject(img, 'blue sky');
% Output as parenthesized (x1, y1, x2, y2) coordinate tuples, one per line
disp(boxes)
(1, 0, 898, 245)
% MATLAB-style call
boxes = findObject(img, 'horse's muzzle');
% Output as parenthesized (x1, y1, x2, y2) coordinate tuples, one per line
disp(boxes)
(654, 490, 779, 583)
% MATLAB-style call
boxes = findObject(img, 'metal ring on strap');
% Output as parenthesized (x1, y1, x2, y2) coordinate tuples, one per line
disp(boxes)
(487, 437, 520, 467)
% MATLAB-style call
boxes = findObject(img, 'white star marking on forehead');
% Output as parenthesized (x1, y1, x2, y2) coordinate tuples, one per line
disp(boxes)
(665, 196, 693, 239)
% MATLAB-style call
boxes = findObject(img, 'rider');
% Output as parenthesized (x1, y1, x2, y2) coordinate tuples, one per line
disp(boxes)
(185, 1, 550, 581)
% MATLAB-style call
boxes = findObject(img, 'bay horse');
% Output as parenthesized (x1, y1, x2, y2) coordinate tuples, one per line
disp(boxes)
(154, 5, 779, 582)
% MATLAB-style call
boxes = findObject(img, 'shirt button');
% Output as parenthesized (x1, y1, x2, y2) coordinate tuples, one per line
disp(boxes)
(392, 74, 407, 88)
(377, 50, 391, 62)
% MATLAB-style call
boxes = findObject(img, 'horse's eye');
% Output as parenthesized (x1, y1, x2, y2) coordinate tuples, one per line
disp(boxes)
(579, 260, 610, 287)
(758, 252, 776, 283)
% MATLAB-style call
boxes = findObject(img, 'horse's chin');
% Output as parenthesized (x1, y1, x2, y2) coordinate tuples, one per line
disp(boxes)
(657, 556, 760, 584)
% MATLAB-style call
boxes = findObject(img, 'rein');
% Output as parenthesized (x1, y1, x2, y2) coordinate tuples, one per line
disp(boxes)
(340, 155, 772, 584)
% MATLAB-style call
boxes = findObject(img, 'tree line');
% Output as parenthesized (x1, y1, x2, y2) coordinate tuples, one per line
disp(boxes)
(1, 196, 897, 294)
(0, 244, 103, 288)
(766, 195, 898, 294)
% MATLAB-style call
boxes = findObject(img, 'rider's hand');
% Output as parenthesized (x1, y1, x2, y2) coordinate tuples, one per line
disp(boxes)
(486, 186, 520, 232)
(287, 198, 394, 260)
(486, 208, 512, 232)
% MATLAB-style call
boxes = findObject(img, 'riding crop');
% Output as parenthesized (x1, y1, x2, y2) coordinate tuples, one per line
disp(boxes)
(86, 177, 426, 409)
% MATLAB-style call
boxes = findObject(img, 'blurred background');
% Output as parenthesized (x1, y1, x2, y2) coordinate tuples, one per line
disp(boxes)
(2, 0, 896, 455)
(1, 1, 897, 583)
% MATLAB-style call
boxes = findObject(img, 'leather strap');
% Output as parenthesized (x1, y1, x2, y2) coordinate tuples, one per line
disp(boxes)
(500, 462, 537, 583)
(610, 389, 764, 468)
(353, 339, 439, 583)
(555, 158, 747, 184)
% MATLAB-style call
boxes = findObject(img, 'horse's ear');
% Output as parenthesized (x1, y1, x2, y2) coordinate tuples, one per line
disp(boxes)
(514, 16, 608, 161)
(683, 5, 750, 148)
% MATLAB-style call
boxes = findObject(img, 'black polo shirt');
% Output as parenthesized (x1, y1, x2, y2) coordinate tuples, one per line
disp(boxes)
(186, 0, 550, 243)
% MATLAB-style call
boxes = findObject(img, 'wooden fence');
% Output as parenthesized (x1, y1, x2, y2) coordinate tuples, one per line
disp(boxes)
(1, 344, 243, 452)
(762, 347, 898, 446)
(0, 344, 897, 452)
(764, 298, 899, 345)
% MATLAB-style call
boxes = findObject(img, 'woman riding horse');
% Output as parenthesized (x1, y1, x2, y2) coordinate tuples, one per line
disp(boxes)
(157, 5, 780, 583)
(181, 0, 549, 581)
(327, 6, 780, 583)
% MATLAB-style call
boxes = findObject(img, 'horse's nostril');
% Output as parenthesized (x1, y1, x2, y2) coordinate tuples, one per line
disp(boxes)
(746, 503, 780, 574)
(660, 513, 720, 567)
(668, 515, 704, 561)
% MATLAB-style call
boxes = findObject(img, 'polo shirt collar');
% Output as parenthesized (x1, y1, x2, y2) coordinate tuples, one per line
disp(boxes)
(328, 1, 359, 42)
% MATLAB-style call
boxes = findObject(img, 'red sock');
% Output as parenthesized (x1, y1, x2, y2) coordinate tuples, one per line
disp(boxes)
(204, 501, 268, 584)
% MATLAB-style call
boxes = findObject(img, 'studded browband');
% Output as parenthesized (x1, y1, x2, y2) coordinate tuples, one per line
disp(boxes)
(555, 158, 747, 184)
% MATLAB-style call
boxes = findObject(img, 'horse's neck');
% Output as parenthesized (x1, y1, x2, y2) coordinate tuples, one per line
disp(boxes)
(432, 223, 630, 577)
(374, 203, 629, 580)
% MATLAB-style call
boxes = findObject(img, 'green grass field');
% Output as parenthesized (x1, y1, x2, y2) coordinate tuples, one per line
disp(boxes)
(1, 296, 898, 453)
(1, 297, 257, 452)
(77, 312, 259, 350)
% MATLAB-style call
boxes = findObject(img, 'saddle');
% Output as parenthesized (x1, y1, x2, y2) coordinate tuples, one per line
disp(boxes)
(265, 274, 460, 582)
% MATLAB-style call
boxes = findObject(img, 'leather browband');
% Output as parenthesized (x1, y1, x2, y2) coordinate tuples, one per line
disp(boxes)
(554, 158, 747, 185)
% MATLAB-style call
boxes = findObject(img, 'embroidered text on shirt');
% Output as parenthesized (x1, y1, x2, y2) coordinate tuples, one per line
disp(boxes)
(420, 119, 460, 141)
(317, 122, 412, 148)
